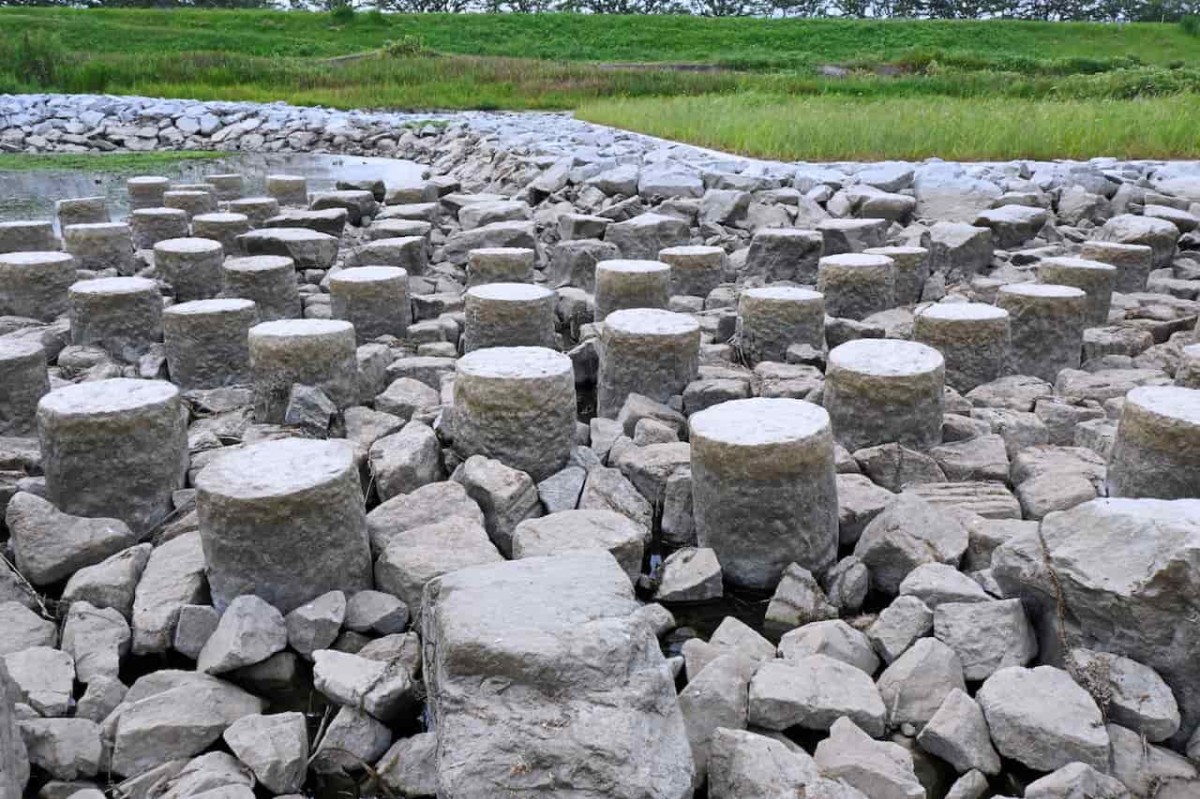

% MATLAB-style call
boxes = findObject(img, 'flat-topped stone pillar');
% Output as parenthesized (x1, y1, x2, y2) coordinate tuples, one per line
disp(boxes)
(594, 259, 671, 322)
(248, 319, 358, 422)
(154, 237, 224, 302)
(1176, 343, 1200, 389)
(996, 282, 1087, 383)
(0, 251, 76, 321)
(1107, 385, 1200, 499)
(737, 286, 824, 365)
(192, 212, 250, 255)
(817, 252, 896, 320)
(163, 298, 257, 390)
(659, 245, 725, 298)
(329, 266, 411, 343)
(463, 283, 556, 353)
(222, 255, 301, 322)
(0, 221, 57, 253)
(227, 197, 280, 228)
(466, 247, 535, 287)
(864, 245, 930, 306)
(1036, 256, 1117, 327)
(63, 222, 137, 275)
(1078, 240, 1154, 294)
(913, 302, 1010, 392)
(817, 217, 888, 254)
(196, 437, 372, 613)
(126, 176, 171, 211)
(129, 208, 189, 250)
(824, 338, 945, 451)
(266, 175, 308, 207)
(0, 339, 49, 437)
(163, 189, 217, 220)
(206, 173, 245, 201)
(598, 308, 700, 418)
(38, 378, 187, 533)
(452, 346, 576, 481)
(69, 277, 162, 361)
(56, 197, 109, 229)
(691, 397, 838, 589)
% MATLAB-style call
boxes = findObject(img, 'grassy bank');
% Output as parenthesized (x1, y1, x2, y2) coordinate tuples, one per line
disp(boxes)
(0, 152, 224, 172)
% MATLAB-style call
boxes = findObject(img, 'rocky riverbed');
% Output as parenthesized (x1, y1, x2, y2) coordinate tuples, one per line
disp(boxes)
(1, 92, 1200, 799)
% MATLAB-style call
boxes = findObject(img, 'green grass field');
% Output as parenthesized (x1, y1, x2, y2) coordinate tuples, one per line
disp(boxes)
(3, 8, 1200, 160)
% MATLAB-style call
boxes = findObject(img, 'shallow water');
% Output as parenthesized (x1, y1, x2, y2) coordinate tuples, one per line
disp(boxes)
(0, 152, 426, 226)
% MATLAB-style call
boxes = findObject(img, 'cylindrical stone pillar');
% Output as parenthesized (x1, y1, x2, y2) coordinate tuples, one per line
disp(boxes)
(1078, 240, 1154, 295)
(329, 266, 411, 343)
(594, 259, 671, 322)
(127, 176, 171, 211)
(266, 175, 308, 207)
(227, 197, 280, 228)
(192, 213, 250, 256)
(0, 251, 77, 321)
(824, 339, 945, 452)
(63, 223, 137, 275)
(248, 319, 358, 423)
(598, 308, 700, 418)
(738, 287, 824, 365)
(0, 221, 57, 254)
(129, 208, 190, 250)
(154, 238, 224, 302)
(817, 253, 896, 321)
(163, 298, 257, 390)
(206, 174, 245, 202)
(864, 246, 930, 306)
(463, 283, 556, 353)
(452, 347, 576, 481)
(69, 277, 162, 362)
(691, 397, 839, 589)
(0, 340, 49, 437)
(913, 302, 1010, 392)
(1175, 343, 1200, 389)
(163, 190, 217, 220)
(195, 437, 372, 614)
(1036, 256, 1117, 327)
(38, 378, 187, 533)
(659, 245, 725, 298)
(996, 283, 1087, 383)
(1107, 386, 1200, 499)
(465, 247, 535, 288)
(56, 197, 110, 229)
(222, 255, 301, 322)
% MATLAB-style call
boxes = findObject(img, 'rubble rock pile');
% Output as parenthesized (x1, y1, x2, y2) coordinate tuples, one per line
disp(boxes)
(2, 110, 1200, 799)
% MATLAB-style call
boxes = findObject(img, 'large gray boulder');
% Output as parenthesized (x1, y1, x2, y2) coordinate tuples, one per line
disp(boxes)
(0, 659, 29, 798)
(6, 492, 137, 587)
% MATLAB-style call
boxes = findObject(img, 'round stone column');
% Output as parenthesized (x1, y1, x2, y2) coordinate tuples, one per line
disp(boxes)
(463, 283, 556, 353)
(163, 298, 257, 390)
(329, 266, 411, 343)
(913, 302, 1011, 392)
(817, 253, 896, 320)
(206, 174, 245, 201)
(154, 238, 224, 302)
(192, 212, 250, 255)
(227, 197, 280, 228)
(691, 398, 838, 589)
(0, 340, 49, 437)
(38, 378, 187, 533)
(266, 175, 308, 207)
(222, 255, 300, 322)
(466, 247, 535, 287)
(737, 286, 825, 365)
(1107, 386, 1200, 499)
(824, 339, 945, 452)
(0, 221, 57, 253)
(127, 176, 171, 211)
(129, 208, 190, 250)
(56, 197, 109, 229)
(1079, 240, 1154, 294)
(69, 277, 163, 362)
(248, 319, 358, 423)
(0, 251, 77, 321)
(594, 259, 671, 322)
(63, 223, 137, 275)
(996, 283, 1087, 383)
(659, 245, 725, 298)
(598, 308, 700, 418)
(864, 245, 930, 306)
(1036, 256, 1117, 327)
(163, 190, 217, 220)
(196, 437, 372, 613)
(1175, 343, 1200, 389)
(452, 347, 576, 481)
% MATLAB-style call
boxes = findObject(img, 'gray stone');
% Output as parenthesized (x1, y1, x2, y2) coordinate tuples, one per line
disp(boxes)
(18, 718, 101, 781)
(898, 563, 990, 608)
(536, 466, 585, 514)
(222, 712, 307, 795)
(131, 532, 208, 655)
(1024, 762, 1130, 799)
(2, 647, 73, 717)
(452, 454, 541, 557)
(605, 213, 690, 260)
(866, 595, 933, 664)
(374, 516, 503, 613)
(313, 649, 416, 722)
(196, 595, 287, 675)
(61, 544, 150, 620)
(813, 716, 924, 799)
(822, 556, 869, 614)
(61, 601, 129, 684)
(778, 619, 879, 676)
(854, 494, 969, 595)
(678, 653, 756, 786)
(707, 727, 827, 799)
(763, 563, 837, 636)
(933, 599, 1037, 680)
(1106, 721, 1197, 796)
(1069, 648, 1181, 743)
(366, 481, 484, 555)
(344, 590, 408, 636)
(655, 547, 722, 603)
(0, 602, 56, 656)
(836, 473, 894, 546)
(310, 706, 392, 775)
(375, 732, 438, 798)
(945, 770, 990, 799)
(876, 636, 967, 727)
(916, 688, 1001, 775)
(749, 656, 886, 736)
(0, 659, 29, 798)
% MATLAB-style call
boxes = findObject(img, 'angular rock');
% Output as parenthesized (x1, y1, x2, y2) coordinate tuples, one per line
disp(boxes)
(2, 647, 74, 717)
(374, 516, 503, 614)
(916, 688, 1001, 775)
(131, 531, 207, 655)
(61, 543, 151, 620)
(934, 599, 1037, 680)
(854, 494, 969, 594)
(512, 509, 647, 582)
(313, 649, 416, 722)
(763, 563, 837, 636)
(284, 590, 345, 658)
(876, 637, 967, 727)
(749, 656, 886, 736)
(655, 547, 722, 603)
(1069, 648, 1181, 743)
(814, 716, 924, 799)
(0, 602, 56, 656)
(196, 595, 287, 675)
(60, 601, 130, 684)
(778, 619, 880, 677)
(6, 493, 137, 586)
